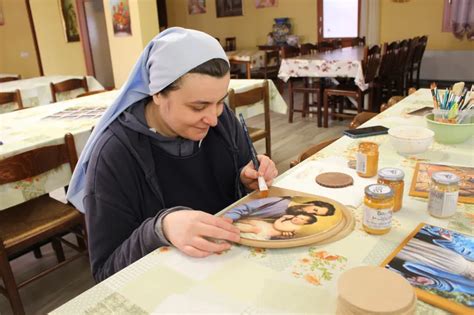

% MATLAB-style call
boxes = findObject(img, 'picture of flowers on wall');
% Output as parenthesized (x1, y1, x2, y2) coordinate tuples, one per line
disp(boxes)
(188, 0, 206, 15)
(111, 0, 132, 37)
(59, 0, 80, 42)
(216, 0, 242, 18)
(255, 0, 278, 8)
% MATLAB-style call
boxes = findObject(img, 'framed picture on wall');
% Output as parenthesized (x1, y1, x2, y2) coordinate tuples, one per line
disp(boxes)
(188, 0, 206, 15)
(110, 0, 132, 37)
(216, 0, 243, 18)
(59, 0, 80, 42)
(255, 0, 278, 8)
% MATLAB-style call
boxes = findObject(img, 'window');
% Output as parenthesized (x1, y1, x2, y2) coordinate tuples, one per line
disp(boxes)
(318, 0, 360, 40)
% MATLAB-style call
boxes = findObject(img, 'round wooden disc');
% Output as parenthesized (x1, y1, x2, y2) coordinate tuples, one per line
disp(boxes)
(316, 172, 354, 188)
(338, 266, 416, 314)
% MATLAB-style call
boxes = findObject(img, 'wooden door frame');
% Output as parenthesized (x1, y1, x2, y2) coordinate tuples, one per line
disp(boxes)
(317, 0, 361, 43)
(25, 0, 44, 75)
(75, 0, 95, 76)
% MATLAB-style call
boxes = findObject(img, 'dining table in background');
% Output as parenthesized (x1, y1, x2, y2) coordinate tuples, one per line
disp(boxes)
(0, 79, 286, 211)
(0, 75, 104, 109)
(226, 49, 273, 79)
(51, 89, 472, 315)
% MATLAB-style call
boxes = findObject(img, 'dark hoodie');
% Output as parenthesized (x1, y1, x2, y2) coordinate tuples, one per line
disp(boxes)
(84, 100, 251, 282)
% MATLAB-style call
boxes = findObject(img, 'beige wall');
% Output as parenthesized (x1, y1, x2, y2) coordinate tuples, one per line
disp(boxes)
(103, 0, 159, 88)
(29, 0, 86, 75)
(0, 0, 40, 78)
(380, 0, 474, 50)
(167, 0, 318, 48)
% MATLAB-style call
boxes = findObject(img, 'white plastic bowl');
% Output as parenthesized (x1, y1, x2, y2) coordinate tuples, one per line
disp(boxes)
(388, 126, 434, 155)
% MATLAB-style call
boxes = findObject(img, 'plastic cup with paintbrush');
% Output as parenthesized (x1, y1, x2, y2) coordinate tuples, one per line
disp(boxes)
(238, 113, 269, 197)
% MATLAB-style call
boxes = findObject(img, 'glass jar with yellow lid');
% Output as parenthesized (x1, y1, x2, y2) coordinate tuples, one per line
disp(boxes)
(428, 171, 460, 218)
(356, 142, 379, 178)
(363, 184, 394, 235)
(377, 168, 405, 212)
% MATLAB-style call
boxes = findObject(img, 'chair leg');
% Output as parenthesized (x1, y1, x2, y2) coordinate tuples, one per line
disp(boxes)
(265, 135, 271, 159)
(323, 91, 329, 128)
(316, 89, 322, 128)
(288, 80, 294, 123)
(0, 249, 25, 315)
(33, 247, 42, 259)
(51, 238, 66, 263)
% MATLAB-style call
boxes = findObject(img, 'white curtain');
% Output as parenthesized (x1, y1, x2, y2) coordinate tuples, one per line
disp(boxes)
(450, 0, 474, 40)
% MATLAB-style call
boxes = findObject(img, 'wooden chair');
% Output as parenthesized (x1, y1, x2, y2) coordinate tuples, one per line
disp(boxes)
(50, 77, 89, 103)
(0, 133, 88, 315)
(0, 90, 24, 113)
(323, 45, 382, 127)
(282, 45, 322, 125)
(409, 35, 428, 89)
(0, 75, 21, 83)
(351, 37, 366, 47)
(76, 89, 108, 98)
(348, 90, 415, 129)
(250, 50, 283, 92)
(332, 39, 343, 49)
(290, 137, 340, 168)
(228, 80, 271, 157)
(224, 37, 236, 52)
(299, 43, 318, 55)
(318, 41, 334, 52)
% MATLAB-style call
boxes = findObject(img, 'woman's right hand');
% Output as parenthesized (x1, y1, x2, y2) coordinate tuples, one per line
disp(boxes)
(162, 210, 241, 258)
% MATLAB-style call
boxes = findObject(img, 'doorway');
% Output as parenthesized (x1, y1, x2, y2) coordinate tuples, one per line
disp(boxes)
(76, 0, 114, 89)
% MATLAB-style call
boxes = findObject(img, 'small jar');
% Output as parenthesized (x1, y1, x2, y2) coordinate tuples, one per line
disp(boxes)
(356, 142, 379, 178)
(378, 167, 405, 212)
(363, 184, 394, 235)
(427, 172, 460, 218)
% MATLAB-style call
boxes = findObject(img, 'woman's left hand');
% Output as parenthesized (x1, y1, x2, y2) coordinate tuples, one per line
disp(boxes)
(240, 154, 278, 191)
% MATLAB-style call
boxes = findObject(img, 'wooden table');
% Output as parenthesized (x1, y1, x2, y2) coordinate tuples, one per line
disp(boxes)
(278, 46, 366, 128)
(0, 75, 104, 110)
(226, 50, 267, 79)
(52, 89, 472, 315)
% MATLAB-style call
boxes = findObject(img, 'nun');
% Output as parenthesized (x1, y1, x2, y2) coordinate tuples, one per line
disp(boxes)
(66, 27, 278, 282)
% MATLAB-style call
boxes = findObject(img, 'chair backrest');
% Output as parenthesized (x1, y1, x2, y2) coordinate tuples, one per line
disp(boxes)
(0, 90, 24, 112)
(76, 89, 108, 98)
(405, 37, 419, 71)
(351, 36, 366, 47)
(290, 137, 339, 168)
(299, 43, 318, 55)
(257, 45, 279, 51)
(281, 45, 300, 58)
(0, 75, 21, 83)
(317, 41, 334, 52)
(363, 45, 382, 84)
(0, 133, 78, 186)
(225, 37, 236, 51)
(228, 80, 270, 140)
(332, 39, 343, 49)
(50, 77, 89, 102)
(379, 41, 399, 78)
(262, 50, 280, 78)
(412, 35, 428, 65)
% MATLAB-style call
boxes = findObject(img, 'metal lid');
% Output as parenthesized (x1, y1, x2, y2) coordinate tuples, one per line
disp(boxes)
(432, 172, 460, 185)
(365, 184, 393, 199)
(378, 168, 405, 181)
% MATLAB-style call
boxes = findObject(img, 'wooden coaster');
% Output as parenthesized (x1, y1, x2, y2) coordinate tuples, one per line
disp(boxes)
(316, 172, 354, 188)
(337, 266, 417, 315)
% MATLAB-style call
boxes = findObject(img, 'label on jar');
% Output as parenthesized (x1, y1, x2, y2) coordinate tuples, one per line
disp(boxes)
(356, 152, 367, 174)
(428, 190, 459, 217)
(363, 205, 392, 230)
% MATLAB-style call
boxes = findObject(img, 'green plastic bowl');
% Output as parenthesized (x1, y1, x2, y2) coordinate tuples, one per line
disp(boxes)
(425, 114, 474, 144)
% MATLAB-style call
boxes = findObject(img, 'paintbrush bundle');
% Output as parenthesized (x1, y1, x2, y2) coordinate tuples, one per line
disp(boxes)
(430, 82, 473, 124)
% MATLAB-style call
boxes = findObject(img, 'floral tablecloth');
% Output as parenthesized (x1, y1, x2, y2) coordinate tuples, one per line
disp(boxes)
(226, 50, 267, 69)
(0, 75, 104, 112)
(278, 46, 368, 91)
(52, 89, 472, 314)
(0, 80, 286, 210)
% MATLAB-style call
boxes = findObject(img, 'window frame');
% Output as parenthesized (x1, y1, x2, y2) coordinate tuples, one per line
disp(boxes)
(317, 0, 361, 42)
